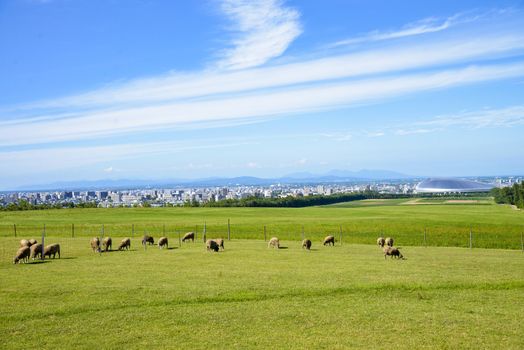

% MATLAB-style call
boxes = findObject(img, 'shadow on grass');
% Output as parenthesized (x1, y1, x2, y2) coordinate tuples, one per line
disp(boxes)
(167, 247, 178, 250)
(278, 246, 289, 250)
(29, 260, 51, 264)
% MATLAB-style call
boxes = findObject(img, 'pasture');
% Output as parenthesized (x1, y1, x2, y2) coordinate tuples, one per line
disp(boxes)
(1, 239, 523, 349)
(0, 198, 523, 249)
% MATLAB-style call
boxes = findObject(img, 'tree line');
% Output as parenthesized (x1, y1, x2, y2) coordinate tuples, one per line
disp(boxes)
(491, 183, 524, 208)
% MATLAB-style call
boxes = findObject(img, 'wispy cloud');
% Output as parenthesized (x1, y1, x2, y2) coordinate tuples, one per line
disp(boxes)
(329, 12, 480, 48)
(2, 61, 524, 147)
(216, 0, 302, 70)
(320, 132, 352, 142)
(394, 106, 524, 135)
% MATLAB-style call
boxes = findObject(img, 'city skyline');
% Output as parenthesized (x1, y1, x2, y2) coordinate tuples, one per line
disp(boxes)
(1, 1, 524, 190)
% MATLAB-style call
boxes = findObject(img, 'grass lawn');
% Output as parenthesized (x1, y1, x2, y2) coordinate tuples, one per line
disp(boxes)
(1, 238, 523, 349)
(0, 201, 523, 249)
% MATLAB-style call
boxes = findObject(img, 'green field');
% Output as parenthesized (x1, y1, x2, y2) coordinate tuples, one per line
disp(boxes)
(1, 199, 523, 249)
(1, 239, 523, 349)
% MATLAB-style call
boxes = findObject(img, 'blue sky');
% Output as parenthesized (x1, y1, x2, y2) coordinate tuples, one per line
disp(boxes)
(1, 0, 524, 189)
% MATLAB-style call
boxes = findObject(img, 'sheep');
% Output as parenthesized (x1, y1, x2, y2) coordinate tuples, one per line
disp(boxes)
(20, 239, 30, 248)
(268, 237, 280, 249)
(383, 246, 404, 260)
(43, 244, 60, 259)
(214, 238, 224, 251)
(182, 232, 195, 242)
(377, 237, 385, 247)
(90, 237, 101, 253)
(323, 235, 335, 246)
(28, 239, 37, 246)
(117, 238, 131, 251)
(30, 243, 43, 260)
(302, 239, 312, 250)
(13, 246, 30, 264)
(206, 239, 219, 252)
(102, 237, 112, 251)
(385, 237, 394, 247)
(158, 237, 168, 249)
(142, 235, 154, 246)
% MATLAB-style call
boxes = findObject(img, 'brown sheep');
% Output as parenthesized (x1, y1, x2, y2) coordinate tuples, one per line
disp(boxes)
(20, 239, 30, 248)
(90, 237, 101, 253)
(385, 237, 394, 247)
(142, 235, 154, 246)
(214, 238, 224, 251)
(28, 239, 37, 246)
(206, 239, 219, 252)
(268, 237, 280, 249)
(43, 244, 60, 259)
(118, 238, 131, 251)
(158, 237, 168, 249)
(383, 246, 404, 260)
(13, 246, 30, 264)
(30, 243, 43, 260)
(323, 235, 335, 246)
(377, 237, 385, 247)
(182, 232, 195, 242)
(302, 239, 312, 250)
(103, 237, 112, 251)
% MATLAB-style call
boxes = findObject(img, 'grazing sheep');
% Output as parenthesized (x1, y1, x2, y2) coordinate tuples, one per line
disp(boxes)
(206, 239, 219, 252)
(30, 243, 43, 260)
(20, 239, 30, 248)
(90, 237, 101, 253)
(214, 238, 224, 251)
(182, 232, 195, 242)
(377, 237, 385, 247)
(302, 239, 312, 250)
(43, 244, 60, 259)
(158, 236, 168, 249)
(102, 237, 112, 251)
(323, 235, 335, 246)
(13, 246, 30, 264)
(117, 238, 131, 251)
(268, 237, 280, 249)
(142, 235, 154, 246)
(383, 246, 404, 260)
(28, 239, 37, 246)
(385, 237, 394, 247)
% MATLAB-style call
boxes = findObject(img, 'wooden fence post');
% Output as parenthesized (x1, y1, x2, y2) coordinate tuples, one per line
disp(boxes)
(264, 225, 267, 241)
(72, 223, 75, 238)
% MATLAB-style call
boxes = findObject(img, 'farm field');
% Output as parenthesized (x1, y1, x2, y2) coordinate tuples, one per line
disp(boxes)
(1, 239, 523, 349)
(0, 199, 523, 249)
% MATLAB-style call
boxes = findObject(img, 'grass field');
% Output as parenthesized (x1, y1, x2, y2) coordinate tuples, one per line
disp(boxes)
(1, 199, 523, 249)
(1, 239, 523, 349)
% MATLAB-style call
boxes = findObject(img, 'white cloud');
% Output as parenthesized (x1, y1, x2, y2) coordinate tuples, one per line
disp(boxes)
(329, 12, 480, 47)
(246, 162, 261, 169)
(2, 61, 524, 147)
(216, 0, 302, 70)
(103, 166, 114, 173)
(367, 131, 385, 137)
(295, 158, 307, 165)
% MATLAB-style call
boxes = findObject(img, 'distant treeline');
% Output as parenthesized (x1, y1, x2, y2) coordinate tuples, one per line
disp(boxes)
(0, 200, 98, 211)
(203, 192, 407, 208)
(491, 183, 524, 208)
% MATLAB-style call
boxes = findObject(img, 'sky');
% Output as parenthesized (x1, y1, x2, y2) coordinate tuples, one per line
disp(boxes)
(1, 0, 524, 189)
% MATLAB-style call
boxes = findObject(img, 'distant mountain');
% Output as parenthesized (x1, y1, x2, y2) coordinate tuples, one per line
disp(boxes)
(12, 169, 414, 191)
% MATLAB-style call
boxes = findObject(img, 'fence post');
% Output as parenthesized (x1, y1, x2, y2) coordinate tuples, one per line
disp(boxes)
(424, 227, 427, 247)
(264, 225, 267, 241)
(13, 224, 16, 238)
(41, 227, 45, 260)
(339, 225, 343, 246)
(469, 226, 472, 249)
(203, 221, 207, 242)
(72, 223, 75, 238)
(227, 219, 231, 241)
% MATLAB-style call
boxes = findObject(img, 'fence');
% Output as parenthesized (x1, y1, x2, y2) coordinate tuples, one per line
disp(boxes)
(1, 221, 523, 250)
